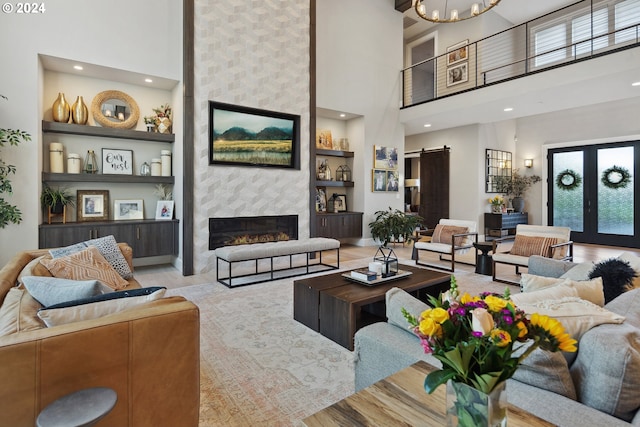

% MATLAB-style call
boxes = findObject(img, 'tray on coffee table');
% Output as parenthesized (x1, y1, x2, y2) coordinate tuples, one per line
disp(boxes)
(341, 269, 412, 286)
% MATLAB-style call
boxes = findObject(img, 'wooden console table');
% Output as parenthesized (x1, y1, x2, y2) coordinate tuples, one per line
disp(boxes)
(484, 212, 528, 240)
(302, 361, 553, 427)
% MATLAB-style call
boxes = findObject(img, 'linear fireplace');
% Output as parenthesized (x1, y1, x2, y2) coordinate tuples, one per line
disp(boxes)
(209, 215, 298, 250)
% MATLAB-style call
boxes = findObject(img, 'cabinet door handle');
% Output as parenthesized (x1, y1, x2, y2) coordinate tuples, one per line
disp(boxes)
(136, 226, 140, 240)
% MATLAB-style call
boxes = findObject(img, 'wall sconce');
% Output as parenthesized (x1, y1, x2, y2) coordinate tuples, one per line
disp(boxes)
(524, 159, 533, 168)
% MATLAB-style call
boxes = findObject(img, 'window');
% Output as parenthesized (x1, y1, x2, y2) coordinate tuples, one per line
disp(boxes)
(615, 0, 640, 43)
(532, 0, 640, 68)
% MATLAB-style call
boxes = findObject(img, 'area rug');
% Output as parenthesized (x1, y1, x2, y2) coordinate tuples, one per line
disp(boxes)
(166, 257, 513, 426)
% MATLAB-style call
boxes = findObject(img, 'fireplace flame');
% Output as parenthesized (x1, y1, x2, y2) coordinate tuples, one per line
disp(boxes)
(227, 232, 290, 245)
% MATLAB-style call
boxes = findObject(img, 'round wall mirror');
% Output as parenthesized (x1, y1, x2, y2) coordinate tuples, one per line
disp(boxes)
(91, 90, 140, 129)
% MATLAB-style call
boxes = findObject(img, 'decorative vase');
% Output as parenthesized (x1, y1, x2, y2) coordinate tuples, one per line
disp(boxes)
(491, 205, 502, 214)
(84, 150, 98, 174)
(156, 116, 172, 134)
(71, 96, 88, 125)
(511, 197, 525, 213)
(445, 381, 507, 427)
(52, 92, 70, 123)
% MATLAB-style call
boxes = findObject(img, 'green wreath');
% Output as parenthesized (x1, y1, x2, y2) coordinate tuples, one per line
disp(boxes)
(601, 165, 631, 189)
(555, 169, 582, 191)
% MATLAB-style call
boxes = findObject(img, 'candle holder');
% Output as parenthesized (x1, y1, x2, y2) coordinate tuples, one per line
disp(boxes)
(374, 246, 398, 278)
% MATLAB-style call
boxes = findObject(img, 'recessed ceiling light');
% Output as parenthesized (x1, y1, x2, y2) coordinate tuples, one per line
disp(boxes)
(73, 65, 83, 71)
(504, 107, 514, 112)
(632, 81, 640, 87)
(339, 113, 346, 118)
(424, 123, 432, 128)
(145, 78, 153, 83)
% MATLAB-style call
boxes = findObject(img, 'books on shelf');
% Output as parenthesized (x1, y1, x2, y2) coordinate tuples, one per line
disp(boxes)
(350, 268, 378, 281)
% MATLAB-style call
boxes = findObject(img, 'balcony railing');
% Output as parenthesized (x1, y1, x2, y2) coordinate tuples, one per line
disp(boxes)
(401, 0, 640, 108)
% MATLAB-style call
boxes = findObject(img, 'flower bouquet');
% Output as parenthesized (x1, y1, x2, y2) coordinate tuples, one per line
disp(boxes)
(403, 277, 576, 426)
(488, 196, 504, 213)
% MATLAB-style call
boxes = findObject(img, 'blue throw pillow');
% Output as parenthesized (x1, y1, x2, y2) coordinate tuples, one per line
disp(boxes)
(21, 276, 112, 307)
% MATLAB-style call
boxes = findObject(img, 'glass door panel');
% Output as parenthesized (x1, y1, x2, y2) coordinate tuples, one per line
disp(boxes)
(552, 150, 584, 232)
(597, 146, 634, 235)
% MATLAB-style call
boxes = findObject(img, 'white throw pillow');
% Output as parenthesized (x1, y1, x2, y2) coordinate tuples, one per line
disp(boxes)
(37, 287, 166, 327)
(517, 276, 604, 307)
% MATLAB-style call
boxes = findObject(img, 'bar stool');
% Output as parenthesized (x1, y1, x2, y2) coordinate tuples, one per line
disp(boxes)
(36, 387, 117, 427)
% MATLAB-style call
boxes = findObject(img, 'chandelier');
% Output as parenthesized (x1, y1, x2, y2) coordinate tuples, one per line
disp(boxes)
(414, 0, 501, 23)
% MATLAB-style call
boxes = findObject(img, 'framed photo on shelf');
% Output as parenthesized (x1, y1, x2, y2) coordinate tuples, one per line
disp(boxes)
(114, 199, 144, 220)
(447, 62, 468, 87)
(315, 188, 327, 212)
(334, 194, 347, 212)
(447, 39, 469, 66)
(372, 169, 387, 192)
(102, 148, 133, 175)
(155, 200, 174, 220)
(77, 190, 109, 222)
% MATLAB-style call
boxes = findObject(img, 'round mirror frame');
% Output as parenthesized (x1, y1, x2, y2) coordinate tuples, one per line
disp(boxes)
(90, 90, 140, 129)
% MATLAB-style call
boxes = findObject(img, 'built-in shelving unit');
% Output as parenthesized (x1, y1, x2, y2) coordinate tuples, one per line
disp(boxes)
(42, 120, 175, 143)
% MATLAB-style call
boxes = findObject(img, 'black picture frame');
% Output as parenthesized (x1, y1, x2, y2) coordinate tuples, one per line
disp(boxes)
(209, 101, 300, 169)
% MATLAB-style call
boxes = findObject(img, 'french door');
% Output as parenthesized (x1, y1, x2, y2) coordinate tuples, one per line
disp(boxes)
(548, 141, 640, 248)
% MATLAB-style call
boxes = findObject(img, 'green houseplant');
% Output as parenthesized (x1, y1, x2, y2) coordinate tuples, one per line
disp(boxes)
(0, 95, 31, 228)
(369, 207, 423, 247)
(495, 169, 541, 212)
(40, 185, 75, 214)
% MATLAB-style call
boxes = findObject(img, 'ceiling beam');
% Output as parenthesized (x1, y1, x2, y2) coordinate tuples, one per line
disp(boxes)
(395, 0, 412, 13)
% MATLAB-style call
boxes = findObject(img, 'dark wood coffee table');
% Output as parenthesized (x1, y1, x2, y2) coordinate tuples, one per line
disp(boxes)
(293, 265, 451, 350)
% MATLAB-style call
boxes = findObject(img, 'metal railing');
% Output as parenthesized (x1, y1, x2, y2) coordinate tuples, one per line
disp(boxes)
(401, 0, 640, 108)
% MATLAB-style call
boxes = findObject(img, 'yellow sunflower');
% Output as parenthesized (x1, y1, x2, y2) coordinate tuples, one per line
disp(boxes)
(529, 313, 577, 353)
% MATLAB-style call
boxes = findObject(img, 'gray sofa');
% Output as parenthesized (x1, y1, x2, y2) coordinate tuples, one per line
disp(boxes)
(354, 256, 640, 427)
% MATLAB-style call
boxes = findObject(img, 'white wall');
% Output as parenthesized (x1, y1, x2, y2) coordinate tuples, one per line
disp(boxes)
(0, 0, 182, 266)
(317, 0, 404, 244)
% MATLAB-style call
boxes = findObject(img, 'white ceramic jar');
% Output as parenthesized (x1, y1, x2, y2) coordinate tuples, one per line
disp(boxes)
(67, 153, 81, 174)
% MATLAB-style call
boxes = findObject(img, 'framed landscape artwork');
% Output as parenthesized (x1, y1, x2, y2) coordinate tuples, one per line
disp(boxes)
(209, 101, 300, 169)
(114, 199, 143, 220)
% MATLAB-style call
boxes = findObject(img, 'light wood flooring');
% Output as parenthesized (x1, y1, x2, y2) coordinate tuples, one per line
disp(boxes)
(134, 242, 640, 290)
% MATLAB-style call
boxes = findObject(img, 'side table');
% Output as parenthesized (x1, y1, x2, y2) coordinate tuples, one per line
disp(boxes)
(473, 241, 494, 275)
(37, 387, 117, 427)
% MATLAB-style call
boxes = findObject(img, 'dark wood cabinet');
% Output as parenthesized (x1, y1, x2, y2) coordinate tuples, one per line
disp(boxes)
(316, 212, 363, 238)
(39, 220, 179, 258)
(484, 212, 528, 239)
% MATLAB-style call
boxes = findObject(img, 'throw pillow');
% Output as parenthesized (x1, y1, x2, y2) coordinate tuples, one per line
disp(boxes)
(519, 274, 564, 293)
(512, 346, 577, 400)
(431, 224, 469, 247)
(517, 276, 604, 307)
(559, 261, 595, 281)
(21, 276, 112, 307)
(570, 322, 640, 422)
(510, 235, 559, 258)
(588, 258, 637, 304)
(37, 287, 166, 327)
(516, 296, 625, 365)
(49, 235, 133, 279)
(0, 287, 44, 337)
(40, 246, 129, 290)
(385, 287, 429, 330)
(618, 251, 640, 289)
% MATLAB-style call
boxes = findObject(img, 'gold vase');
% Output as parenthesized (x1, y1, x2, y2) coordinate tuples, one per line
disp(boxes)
(71, 96, 88, 125)
(52, 92, 70, 123)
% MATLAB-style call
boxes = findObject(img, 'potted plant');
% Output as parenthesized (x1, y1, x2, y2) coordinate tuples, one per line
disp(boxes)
(369, 207, 423, 247)
(495, 169, 541, 212)
(40, 185, 75, 214)
(0, 95, 31, 228)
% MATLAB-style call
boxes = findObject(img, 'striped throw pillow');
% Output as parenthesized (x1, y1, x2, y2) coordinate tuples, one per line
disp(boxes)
(431, 224, 469, 247)
(510, 235, 559, 258)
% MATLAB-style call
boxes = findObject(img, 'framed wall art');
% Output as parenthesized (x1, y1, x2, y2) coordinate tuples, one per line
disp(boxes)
(334, 194, 347, 212)
(447, 62, 469, 87)
(374, 146, 398, 169)
(155, 200, 174, 220)
(447, 40, 469, 66)
(386, 170, 399, 191)
(77, 190, 109, 222)
(114, 199, 144, 220)
(209, 101, 300, 169)
(102, 148, 133, 175)
(372, 169, 387, 192)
